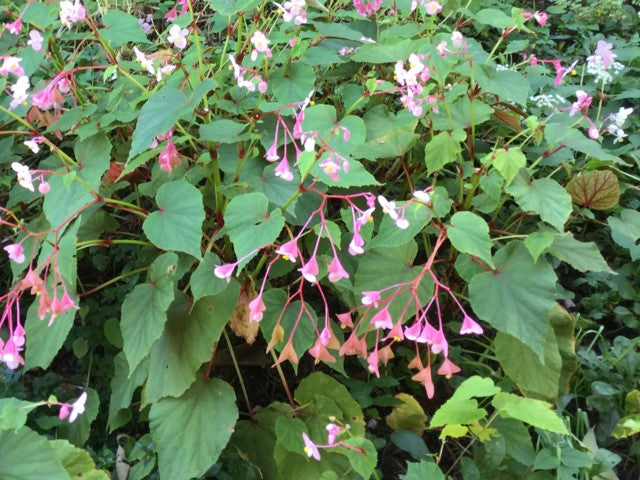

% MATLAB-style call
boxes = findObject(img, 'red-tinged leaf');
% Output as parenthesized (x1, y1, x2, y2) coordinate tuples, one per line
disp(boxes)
(566, 170, 620, 210)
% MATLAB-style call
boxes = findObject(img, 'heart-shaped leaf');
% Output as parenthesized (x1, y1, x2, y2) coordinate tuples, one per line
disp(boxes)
(566, 170, 620, 210)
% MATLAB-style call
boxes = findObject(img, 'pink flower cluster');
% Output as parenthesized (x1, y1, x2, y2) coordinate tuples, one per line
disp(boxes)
(302, 422, 354, 461)
(353, 0, 382, 17)
(228, 54, 268, 93)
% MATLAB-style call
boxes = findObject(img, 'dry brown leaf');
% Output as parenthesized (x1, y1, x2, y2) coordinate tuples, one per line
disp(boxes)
(229, 287, 260, 345)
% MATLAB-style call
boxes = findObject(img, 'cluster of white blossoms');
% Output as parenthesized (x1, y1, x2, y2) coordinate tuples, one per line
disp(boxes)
(586, 55, 624, 84)
(529, 93, 566, 110)
(606, 107, 633, 144)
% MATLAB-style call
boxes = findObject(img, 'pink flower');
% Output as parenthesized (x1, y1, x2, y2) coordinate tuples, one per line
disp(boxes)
(425, 0, 442, 15)
(68, 392, 87, 422)
(164, 0, 189, 20)
(38, 181, 50, 194)
(248, 296, 266, 322)
(326, 423, 340, 445)
(412, 365, 435, 398)
(385, 321, 404, 342)
(258, 80, 268, 93)
(353, 0, 382, 16)
(250, 31, 272, 61)
(320, 159, 341, 181)
(460, 315, 483, 335)
(319, 326, 331, 346)
(534, 12, 548, 26)
(265, 142, 279, 161)
(336, 312, 353, 329)
(371, 307, 393, 330)
(437, 358, 461, 378)
(403, 321, 423, 341)
(429, 328, 448, 357)
(59, 0, 86, 28)
(348, 231, 365, 255)
(274, 157, 294, 181)
(594, 40, 615, 69)
(327, 256, 349, 282)
(58, 403, 70, 420)
(569, 90, 592, 116)
(309, 339, 336, 364)
(27, 30, 43, 51)
(298, 256, 319, 283)
(158, 139, 181, 173)
(31, 87, 56, 110)
(302, 432, 320, 460)
(588, 127, 599, 139)
(5, 18, 22, 35)
(361, 290, 380, 308)
(275, 240, 299, 262)
(367, 349, 380, 377)
(50, 291, 77, 324)
(0, 338, 24, 370)
(4, 243, 25, 264)
(0, 57, 24, 77)
(451, 31, 464, 48)
(214, 263, 236, 282)
(12, 324, 26, 348)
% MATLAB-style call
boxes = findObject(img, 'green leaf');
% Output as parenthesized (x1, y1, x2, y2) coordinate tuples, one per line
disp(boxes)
(270, 63, 316, 104)
(424, 129, 466, 175)
(492, 393, 568, 434)
(524, 231, 554, 262)
(477, 68, 530, 106)
(390, 430, 428, 460)
(50, 439, 109, 480)
(367, 202, 432, 249)
(99, 11, 150, 46)
(108, 353, 148, 432)
(506, 173, 573, 231)
(566, 170, 620, 210)
(489, 148, 526, 185)
(340, 437, 378, 480)
(401, 459, 445, 480)
(207, 0, 255, 15)
(143, 180, 205, 259)
(145, 285, 239, 403)
(149, 378, 238, 480)
(469, 242, 557, 362)
(0, 427, 70, 480)
(447, 211, 494, 268)
(0, 398, 32, 431)
(432, 97, 494, 131)
(475, 8, 514, 29)
(350, 39, 423, 63)
(495, 330, 562, 402)
(549, 304, 578, 398)
(545, 124, 623, 164)
(430, 399, 487, 427)
(129, 87, 188, 159)
(121, 254, 176, 372)
(189, 252, 231, 302)
(57, 388, 100, 447)
(224, 192, 285, 269)
(295, 372, 365, 437)
(357, 107, 419, 160)
(199, 119, 247, 143)
(451, 376, 501, 401)
(547, 233, 615, 274)
(608, 209, 640, 260)
(386, 394, 428, 434)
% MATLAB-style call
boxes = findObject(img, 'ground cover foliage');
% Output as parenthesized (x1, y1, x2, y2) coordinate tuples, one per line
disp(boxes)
(1, 0, 639, 478)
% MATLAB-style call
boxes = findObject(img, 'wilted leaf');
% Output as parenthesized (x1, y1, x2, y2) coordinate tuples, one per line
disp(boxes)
(566, 170, 620, 210)
(229, 286, 260, 345)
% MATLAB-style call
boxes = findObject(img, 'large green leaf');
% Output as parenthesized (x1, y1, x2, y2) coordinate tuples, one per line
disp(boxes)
(401, 460, 445, 480)
(357, 107, 419, 160)
(189, 252, 231, 302)
(108, 353, 148, 432)
(142, 180, 205, 259)
(608, 209, 640, 260)
(149, 378, 238, 480)
(145, 284, 239, 403)
(270, 63, 316, 104)
(99, 11, 150, 46)
(367, 201, 432, 249)
(430, 398, 487, 427)
(224, 192, 285, 269)
(0, 427, 70, 480)
(121, 253, 177, 372)
(545, 124, 623, 164)
(547, 233, 614, 274)
(488, 147, 526, 185)
(129, 87, 188, 159)
(469, 242, 557, 361)
(506, 173, 572, 231)
(492, 393, 568, 434)
(447, 211, 494, 268)
(424, 129, 465, 175)
(199, 119, 247, 143)
(0, 398, 32, 431)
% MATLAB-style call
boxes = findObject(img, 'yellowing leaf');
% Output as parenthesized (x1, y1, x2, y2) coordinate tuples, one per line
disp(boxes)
(566, 170, 620, 210)
(386, 393, 428, 434)
(439, 424, 468, 439)
(229, 287, 260, 345)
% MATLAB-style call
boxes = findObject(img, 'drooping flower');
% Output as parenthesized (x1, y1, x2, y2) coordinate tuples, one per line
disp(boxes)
(214, 263, 236, 282)
(158, 139, 181, 173)
(413, 189, 431, 203)
(250, 31, 272, 61)
(460, 315, 483, 335)
(308, 339, 336, 363)
(248, 296, 266, 322)
(27, 30, 43, 51)
(371, 307, 393, 330)
(59, 0, 86, 28)
(4, 244, 25, 264)
(361, 290, 381, 308)
(348, 231, 365, 255)
(298, 256, 319, 283)
(24, 136, 43, 154)
(588, 126, 599, 140)
(11, 162, 34, 191)
(451, 31, 464, 48)
(327, 256, 349, 283)
(164, 0, 189, 20)
(568, 90, 592, 116)
(274, 157, 294, 181)
(0, 57, 24, 77)
(9, 76, 29, 110)
(275, 239, 299, 262)
(367, 349, 380, 377)
(38, 180, 50, 194)
(5, 18, 22, 35)
(437, 357, 461, 378)
(302, 432, 321, 460)
(167, 24, 189, 50)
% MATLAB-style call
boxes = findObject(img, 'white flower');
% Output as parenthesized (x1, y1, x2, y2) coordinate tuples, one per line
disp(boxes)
(27, 30, 43, 51)
(9, 76, 30, 110)
(11, 162, 34, 191)
(59, 0, 86, 28)
(68, 392, 87, 423)
(451, 31, 463, 48)
(396, 217, 409, 229)
(303, 138, 315, 152)
(24, 138, 40, 153)
(167, 24, 189, 50)
(250, 31, 271, 61)
(413, 190, 431, 203)
(377, 195, 399, 221)
(133, 47, 155, 75)
(156, 64, 176, 82)
(612, 107, 633, 127)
